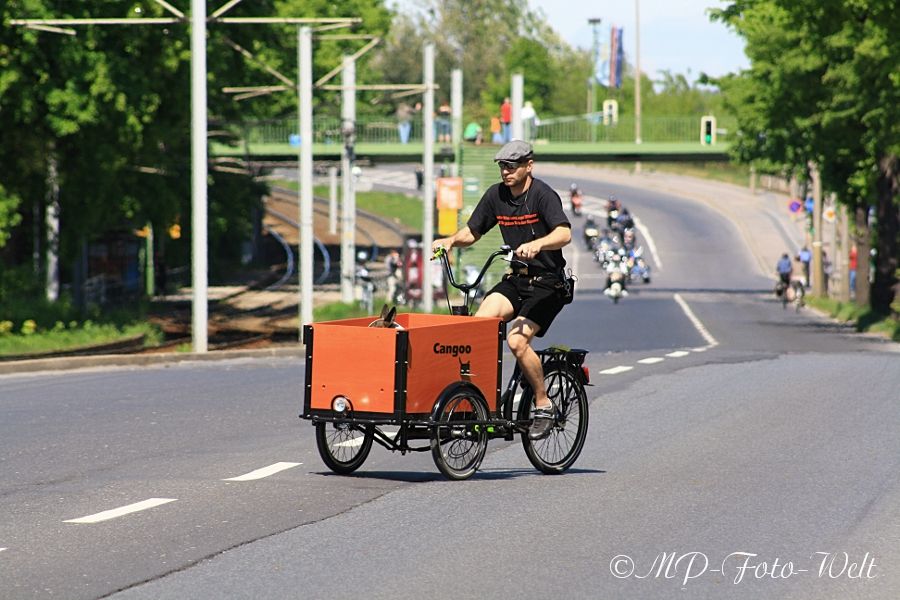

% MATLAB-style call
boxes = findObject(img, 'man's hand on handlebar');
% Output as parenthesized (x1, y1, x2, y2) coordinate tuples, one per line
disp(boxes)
(432, 238, 453, 258)
(515, 240, 542, 260)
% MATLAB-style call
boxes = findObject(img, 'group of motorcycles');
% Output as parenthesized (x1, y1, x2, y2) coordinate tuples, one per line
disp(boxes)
(570, 187, 652, 304)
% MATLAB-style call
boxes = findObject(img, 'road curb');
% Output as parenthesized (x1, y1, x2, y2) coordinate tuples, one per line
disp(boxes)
(0, 345, 305, 376)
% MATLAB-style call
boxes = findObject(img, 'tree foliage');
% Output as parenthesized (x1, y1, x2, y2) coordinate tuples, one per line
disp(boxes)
(0, 0, 391, 293)
(712, 0, 899, 312)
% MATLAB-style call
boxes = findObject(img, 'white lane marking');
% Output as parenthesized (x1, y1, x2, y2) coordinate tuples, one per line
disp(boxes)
(223, 462, 302, 482)
(633, 216, 663, 272)
(637, 357, 665, 365)
(64, 498, 177, 524)
(666, 350, 690, 358)
(673, 293, 719, 348)
(600, 366, 634, 375)
(0, 547, 7, 553)
(692, 347, 708, 353)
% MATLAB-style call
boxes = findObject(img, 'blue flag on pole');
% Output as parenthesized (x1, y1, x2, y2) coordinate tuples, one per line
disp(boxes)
(610, 27, 624, 88)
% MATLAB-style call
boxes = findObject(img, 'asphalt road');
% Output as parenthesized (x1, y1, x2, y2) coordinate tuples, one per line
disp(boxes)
(1, 171, 898, 600)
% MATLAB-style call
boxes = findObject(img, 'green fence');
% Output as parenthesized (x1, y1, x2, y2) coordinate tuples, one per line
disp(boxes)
(534, 113, 737, 143)
(231, 113, 736, 147)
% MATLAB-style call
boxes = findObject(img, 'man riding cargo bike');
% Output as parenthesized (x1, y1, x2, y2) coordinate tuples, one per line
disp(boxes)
(432, 140, 575, 441)
(300, 141, 589, 480)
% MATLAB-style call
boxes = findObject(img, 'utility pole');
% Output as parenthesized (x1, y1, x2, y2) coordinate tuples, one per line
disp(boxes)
(511, 74, 524, 141)
(297, 26, 313, 328)
(190, 0, 208, 350)
(340, 55, 356, 304)
(810, 163, 824, 296)
(451, 68, 463, 176)
(422, 43, 435, 313)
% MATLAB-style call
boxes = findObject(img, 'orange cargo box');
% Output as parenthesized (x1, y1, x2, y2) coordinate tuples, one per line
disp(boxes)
(303, 313, 503, 418)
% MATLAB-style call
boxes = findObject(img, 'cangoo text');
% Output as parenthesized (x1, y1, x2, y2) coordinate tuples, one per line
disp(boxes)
(433, 343, 472, 357)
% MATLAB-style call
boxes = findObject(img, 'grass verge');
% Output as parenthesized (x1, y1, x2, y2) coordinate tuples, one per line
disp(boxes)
(805, 296, 900, 341)
(275, 180, 422, 232)
(0, 321, 163, 356)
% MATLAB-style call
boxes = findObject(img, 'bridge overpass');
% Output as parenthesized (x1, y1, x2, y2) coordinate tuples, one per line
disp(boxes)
(211, 114, 733, 163)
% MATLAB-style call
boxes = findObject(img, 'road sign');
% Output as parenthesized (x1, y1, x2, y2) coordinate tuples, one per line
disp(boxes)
(789, 200, 802, 213)
(824, 207, 836, 223)
(805, 196, 814, 213)
(436, 177, 463, 210)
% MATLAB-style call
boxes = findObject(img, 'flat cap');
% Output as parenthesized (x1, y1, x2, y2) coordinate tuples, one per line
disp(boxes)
(493, 140, 533, 162)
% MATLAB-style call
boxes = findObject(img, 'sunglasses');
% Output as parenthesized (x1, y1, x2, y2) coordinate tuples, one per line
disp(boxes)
(497, 160, 524, 171)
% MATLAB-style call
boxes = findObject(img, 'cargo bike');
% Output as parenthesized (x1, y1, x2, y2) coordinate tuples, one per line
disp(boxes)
(300, 246, 590, 480)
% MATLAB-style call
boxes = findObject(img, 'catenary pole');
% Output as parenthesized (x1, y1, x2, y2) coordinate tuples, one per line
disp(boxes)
(511, 74, 523, 141)
(451, 68, 463, 176)
(340, 56, 357, 303)
(191, 0, 209, 351)
(298, 26, 314, 328)
(422, 44, 435, 312)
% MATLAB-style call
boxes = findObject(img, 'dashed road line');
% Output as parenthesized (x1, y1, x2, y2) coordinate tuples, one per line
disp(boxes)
(637, 357, 665, 365)
(599, 365, 634, 375)
(0, 547, 7, 553)
(64, 498, 177, 524)
(633, 216, 663, 272)
(223, 462, 302, 482)
(666, 350, 691, 358)
(673, 293, 719, 348)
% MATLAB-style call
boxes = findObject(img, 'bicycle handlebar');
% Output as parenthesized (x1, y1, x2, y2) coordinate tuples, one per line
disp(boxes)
(432, 245, 524, 294)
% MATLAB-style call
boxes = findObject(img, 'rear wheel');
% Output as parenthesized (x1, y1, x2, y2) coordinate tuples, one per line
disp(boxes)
(520, 367, 589, 474)
(315, 422, 374, 474)
(430, 389, 489, 480)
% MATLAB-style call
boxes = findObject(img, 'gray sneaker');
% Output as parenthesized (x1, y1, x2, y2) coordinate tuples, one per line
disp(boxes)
(528, 407, 555, 441)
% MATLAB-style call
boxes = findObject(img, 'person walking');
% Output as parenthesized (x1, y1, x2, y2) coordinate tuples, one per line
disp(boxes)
(490, 116, 503, 144)
(437, 99, 452, 144)
(396, 102, 413, 144)
(500, 97, 512, 143)
(798, 245, 812, 288)
(432, 140, 573, 440)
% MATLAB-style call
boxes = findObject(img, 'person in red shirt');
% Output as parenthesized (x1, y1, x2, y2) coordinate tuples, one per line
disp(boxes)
(500, 97, 512, 143)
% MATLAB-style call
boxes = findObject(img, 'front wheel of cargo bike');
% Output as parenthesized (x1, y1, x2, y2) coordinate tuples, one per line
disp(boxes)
(315, 422, 374, 474)
(520, 367, 589, 474)
(430, 389, 490, 480)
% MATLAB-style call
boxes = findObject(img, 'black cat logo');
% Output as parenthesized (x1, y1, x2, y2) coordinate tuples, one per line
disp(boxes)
(458, 358, 474, 380)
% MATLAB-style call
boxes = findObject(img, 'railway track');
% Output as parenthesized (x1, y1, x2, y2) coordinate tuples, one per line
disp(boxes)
(0, 186, 411, 362)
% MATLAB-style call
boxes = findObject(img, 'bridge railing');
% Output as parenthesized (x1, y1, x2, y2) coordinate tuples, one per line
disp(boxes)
(228, 113, 735, 146)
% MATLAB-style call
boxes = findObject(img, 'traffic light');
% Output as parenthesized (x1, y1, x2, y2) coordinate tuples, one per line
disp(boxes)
(700, 116, 716, 145)
(602, 99, 619, 125)
(168, 223, 181, 239)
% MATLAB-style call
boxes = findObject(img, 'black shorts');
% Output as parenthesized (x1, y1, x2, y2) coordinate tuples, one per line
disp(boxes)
(487, 274, 566, 338)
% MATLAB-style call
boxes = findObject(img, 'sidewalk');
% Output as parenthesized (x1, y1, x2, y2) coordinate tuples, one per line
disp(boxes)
(542, 163, 807, 279)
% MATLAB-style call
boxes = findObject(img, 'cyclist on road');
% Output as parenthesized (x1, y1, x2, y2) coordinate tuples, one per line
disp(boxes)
(432, 140, 572, 440)
(775, 253, 793, 295)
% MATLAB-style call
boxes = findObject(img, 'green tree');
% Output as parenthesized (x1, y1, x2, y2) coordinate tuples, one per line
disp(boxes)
(712, 0, 899, 313)
(0, 0, 392, 299)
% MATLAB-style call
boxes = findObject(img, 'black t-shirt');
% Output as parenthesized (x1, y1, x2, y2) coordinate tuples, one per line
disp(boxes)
(467, 177, 570, 272)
